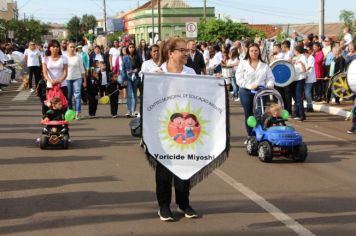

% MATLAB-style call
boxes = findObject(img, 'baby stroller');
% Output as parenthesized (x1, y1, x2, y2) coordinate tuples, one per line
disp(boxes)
(246, 88, 307, 162)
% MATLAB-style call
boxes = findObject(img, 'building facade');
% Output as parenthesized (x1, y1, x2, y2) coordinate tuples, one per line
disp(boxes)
(121, 0, 215, 43)
(0, 0, 18, 21)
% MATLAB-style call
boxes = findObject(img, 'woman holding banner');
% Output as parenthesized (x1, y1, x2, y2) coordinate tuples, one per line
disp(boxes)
(152, 37, 198, 222)
(235, 43, 275, 143)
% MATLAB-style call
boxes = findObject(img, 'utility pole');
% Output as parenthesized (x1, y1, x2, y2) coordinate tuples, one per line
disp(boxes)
(158, 0, 161, 41)
(103, 0, 107, 33)
(151, 0, 154, 43)
(203, 0, 206, 22)
(319, 0, 324, 37)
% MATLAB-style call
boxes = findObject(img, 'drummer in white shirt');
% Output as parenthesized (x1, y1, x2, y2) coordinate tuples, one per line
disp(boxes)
(292, 45, 308, 121)
(271, 43, 284, 62)
(235, 43, 275, 142)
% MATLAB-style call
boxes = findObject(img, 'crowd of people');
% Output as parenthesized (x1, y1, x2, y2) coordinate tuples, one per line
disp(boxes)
(0, 28, 355, 221)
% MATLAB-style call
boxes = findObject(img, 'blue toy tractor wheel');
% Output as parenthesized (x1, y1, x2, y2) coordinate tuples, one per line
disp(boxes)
(292, 142, 307, 162)
(258, 141, 273, 162)
(246, 136, 258, 156)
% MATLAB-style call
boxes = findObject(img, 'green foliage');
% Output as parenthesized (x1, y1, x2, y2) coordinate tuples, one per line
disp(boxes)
(198, 18, 265, 42)
(106, 31, 124, 45)
(81, 14, 97, 33)
(66, 14, 97, 42)
(66, 16, 82, 42)
(1, 18, 49, 45)
(338, 10, 356, 41)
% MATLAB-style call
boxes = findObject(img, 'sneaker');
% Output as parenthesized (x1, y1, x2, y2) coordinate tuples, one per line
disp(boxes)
(125, 112, 132, 117)
(347, 130, 355, 134)
(112, 115, 118, 118)
(133, 111, 140, 117)
(75, 114, 81, 120)
(36, 137, 40, 143)
(294, 117, 302, 121)
(68, 138, 72, 143)
(177, 205, 198, 219)
(30, 88, 35, 93)
(89, 115, 96, 119)
(233, 97, 240, 102)
(306, 107, 314, 112)
(244, 139, 248, 145)
(158, 207, 174, 221)
(11, 80, 19, 84)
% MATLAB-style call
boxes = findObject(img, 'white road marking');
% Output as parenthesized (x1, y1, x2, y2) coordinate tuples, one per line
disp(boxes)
(214, 169, 315, 236)
(11, 90, 31, 101)
(292, 123, 353, 144)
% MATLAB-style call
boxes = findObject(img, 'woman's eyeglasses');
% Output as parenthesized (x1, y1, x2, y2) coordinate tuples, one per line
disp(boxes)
(174, 48, 189, 53)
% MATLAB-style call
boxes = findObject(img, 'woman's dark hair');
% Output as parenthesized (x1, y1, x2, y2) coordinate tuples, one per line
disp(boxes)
(146, 44, 159, 60)
(213, 44, 221, 52)
(313, 42, 322, 50)
(230, 48, 239, 59)
(138, 39, 148, 58)
(244, 43, 263, 62)
(185, 113, 199, 127)
(294, 45, 304, 54)
(281, 40, 291, 49)
(126, 42, 137, 55)
(45, 39, 62, 56)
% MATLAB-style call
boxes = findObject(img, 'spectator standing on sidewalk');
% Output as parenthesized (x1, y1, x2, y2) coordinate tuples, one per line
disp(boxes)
(24, 42, 42, 92)
(313, 42, 325, 101)
(304, 43, 316, 112)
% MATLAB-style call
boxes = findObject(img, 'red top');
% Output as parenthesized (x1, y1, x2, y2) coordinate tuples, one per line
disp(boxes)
(314, 51, 324, 79)
(41, 120, 69, 125)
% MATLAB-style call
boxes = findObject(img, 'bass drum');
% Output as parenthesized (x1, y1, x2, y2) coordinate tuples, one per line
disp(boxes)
(270, 60, 296, 87)
(347, 59, 356, 94)
(329, 72, 353, 98)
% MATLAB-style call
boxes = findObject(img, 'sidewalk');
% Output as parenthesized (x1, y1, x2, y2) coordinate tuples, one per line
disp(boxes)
(307, 99, 353, 118)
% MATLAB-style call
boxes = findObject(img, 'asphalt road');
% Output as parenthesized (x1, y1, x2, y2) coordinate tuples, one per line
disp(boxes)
(0, 84, 356, 236)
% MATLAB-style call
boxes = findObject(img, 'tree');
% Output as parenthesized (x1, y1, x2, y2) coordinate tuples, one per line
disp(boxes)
(339, 10, 355, 30)
(81, 14, 97, 33)
(4, 18, 49, 45)
(339, 10, 355, 41)
(198, 18, 265, 43)
(66, 16, 82, 42)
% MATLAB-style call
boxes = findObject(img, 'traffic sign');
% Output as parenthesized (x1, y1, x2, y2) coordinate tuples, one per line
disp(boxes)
(186, 22, 197, 38)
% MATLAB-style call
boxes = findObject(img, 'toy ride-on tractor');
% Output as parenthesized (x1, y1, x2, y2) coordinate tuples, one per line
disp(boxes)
(39, 120, 70, 149)
(245, 88, 307, 163)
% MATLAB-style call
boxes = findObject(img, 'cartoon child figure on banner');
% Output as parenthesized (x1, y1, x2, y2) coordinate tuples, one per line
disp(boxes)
(168, 112, 201, 144)
(184, 114, 200, 140)
(170, 113, 186, 143)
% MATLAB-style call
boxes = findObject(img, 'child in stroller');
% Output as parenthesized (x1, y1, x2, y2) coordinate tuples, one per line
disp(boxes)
(39, 97, 70, 149)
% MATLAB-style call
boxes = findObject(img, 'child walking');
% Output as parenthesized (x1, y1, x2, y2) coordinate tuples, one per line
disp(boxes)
(87, 69, 100, 118)
(107, 72, 120, 118)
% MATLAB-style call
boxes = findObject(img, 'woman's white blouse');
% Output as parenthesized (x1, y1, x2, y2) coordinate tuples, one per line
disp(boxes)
(235, 59, 275, 89)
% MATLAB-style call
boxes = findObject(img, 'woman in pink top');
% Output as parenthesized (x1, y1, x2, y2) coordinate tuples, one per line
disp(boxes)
(313, 42, 325, 101)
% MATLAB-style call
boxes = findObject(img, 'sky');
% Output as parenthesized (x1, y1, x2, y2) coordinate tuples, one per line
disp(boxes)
(16, 0, 356, 25)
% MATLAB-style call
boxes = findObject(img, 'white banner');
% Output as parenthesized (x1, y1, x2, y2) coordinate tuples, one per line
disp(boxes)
(142, 72, 228, 180)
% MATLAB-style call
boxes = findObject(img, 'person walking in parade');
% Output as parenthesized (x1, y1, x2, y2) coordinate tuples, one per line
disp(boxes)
(121, 43, 141, 117)
(24, 41, 42, 92)
(151, 37, 198, 222)
(42, 39, 68, 102)
(235, 43, 275, 143)
(66, 41, 87, 120)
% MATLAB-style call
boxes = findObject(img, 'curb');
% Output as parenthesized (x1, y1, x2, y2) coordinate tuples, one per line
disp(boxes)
(305, 101, 352, 118)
